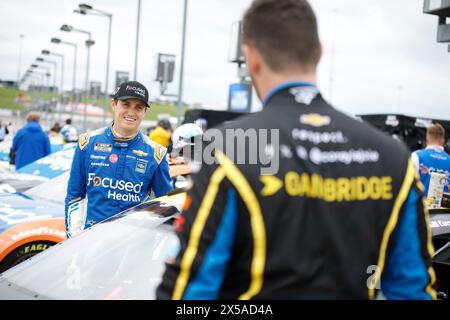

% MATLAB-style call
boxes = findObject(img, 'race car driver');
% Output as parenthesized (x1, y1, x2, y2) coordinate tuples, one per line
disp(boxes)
(65, 81, 173, 238)
(411, 123, 450, 196)
(157, 0, 436, 300)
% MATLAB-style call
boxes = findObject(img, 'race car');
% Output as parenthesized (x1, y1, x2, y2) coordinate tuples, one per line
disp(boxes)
(429, 208, 450, 299)
(0, 172, 68, 273)
(0, 192, 185, 299)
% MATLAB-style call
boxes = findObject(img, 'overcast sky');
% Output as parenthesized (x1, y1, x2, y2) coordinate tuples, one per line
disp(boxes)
(0, 0, 449, 119)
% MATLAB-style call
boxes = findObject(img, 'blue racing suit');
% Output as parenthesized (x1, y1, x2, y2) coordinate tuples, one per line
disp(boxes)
(412, 145, 450, 196)
(65, 126, 173, 237)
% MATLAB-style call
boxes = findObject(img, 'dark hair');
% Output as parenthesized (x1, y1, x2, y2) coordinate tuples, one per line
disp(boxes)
(158, 119, 172, 131)
(66, 118, 72, 125)
(427, 123, 445, 141)
(242, 0, 321, 72)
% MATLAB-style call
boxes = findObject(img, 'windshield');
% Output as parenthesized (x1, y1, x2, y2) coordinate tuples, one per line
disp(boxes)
(0, 194, 184, 299)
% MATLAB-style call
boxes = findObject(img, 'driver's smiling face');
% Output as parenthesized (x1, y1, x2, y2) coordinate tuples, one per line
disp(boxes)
(111, 98, 147, 136)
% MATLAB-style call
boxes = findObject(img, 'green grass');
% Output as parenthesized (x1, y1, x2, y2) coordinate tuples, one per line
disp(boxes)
(0, 87, 181, 120)
(0, 87, 24, 110)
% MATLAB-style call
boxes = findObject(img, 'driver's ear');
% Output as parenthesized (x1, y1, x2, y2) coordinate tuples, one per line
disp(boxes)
(242, 43, 262, 78)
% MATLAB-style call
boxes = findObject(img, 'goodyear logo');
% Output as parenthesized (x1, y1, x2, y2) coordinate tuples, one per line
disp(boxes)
(300, 113, 331, 127)
(133, 149, 148, 157)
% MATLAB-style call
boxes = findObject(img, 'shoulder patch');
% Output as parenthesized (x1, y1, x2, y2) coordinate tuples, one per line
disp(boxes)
(79, 133, 90, 150)
(141, 133, 166, 164)
(78, 127, 106, 150)
(154, 144, 167, 165)
(90, 127, 107, 137)
(141, 133, 157, 148)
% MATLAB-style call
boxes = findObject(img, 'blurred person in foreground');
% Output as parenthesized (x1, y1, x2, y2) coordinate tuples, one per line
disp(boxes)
(412, 123, 450, 195)
(157, 0, 436, 300)
(60, 118, 78, 143)
(11, 112, 50, 170)
(65, 81, 173, 238)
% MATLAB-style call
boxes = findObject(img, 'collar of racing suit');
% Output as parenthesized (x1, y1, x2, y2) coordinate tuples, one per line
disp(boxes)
(107, 125, 141, 148)
(426, 145, 445, 152)
(111, 123, 138, 140)
(262, 81, 317, 107)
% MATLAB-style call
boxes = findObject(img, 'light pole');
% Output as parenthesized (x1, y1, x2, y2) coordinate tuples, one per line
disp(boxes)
(42, 50, 65, 120)
(24, 73, 39, 106)
(75, 3, 113, 125)
(16, 34, 25, 87)
(60, 24, 95, 132)
(51, 37, 78, 118)
(24, 68, 41, 108)
(177, 0, 189, 125)
(134, 0, 141, 80)
(31, 64, 51, 114)
(24, 71, 42, 108)
(41, 50, 65, 95)
(36, 57, 59, 120)
(31, 65, 51, 89)
(397, 85, 403, 115)
(36, 57, 57, 93)
(329, 8, 338, 104)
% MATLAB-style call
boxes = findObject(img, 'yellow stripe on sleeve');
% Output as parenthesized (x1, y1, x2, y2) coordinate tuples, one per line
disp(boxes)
(368, 160, 415, 299)
(171, 167, 226, 300)
(215, 150, 267, 300)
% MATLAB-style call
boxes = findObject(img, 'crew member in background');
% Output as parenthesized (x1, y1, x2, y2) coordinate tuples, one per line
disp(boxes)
(150, 118, 173, 149)
(0, 120, 9, 142)
(412, 123, 450, 195)
(60, 118, 78, 143)
(65, 81, 173, 238)
(194, 118, 208, 132)
(157, 0, 436, 300)
(11, 112, 51, 170)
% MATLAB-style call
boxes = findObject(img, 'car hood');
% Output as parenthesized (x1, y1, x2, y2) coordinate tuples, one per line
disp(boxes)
(16, 144, 76, 179)
(0, 172, 48, 194)
(0, 193, 64, 234)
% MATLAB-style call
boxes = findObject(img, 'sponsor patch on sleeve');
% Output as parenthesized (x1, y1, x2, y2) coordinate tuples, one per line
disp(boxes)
(79, 133, 90, 150)
(154, 144, 167, 164)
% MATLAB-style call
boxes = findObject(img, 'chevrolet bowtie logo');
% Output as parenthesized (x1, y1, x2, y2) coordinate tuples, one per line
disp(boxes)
(300, 113, 331, 127)
(133, 149, 148, 157)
